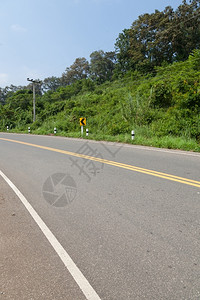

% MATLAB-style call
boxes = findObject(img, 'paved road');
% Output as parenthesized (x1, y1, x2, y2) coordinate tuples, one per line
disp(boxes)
(0, 132, 200, 300)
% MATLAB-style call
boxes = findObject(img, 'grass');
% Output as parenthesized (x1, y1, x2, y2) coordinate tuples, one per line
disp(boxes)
(3, 127, 200, 152)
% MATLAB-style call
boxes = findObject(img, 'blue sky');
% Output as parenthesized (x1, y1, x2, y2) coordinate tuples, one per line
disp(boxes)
(0, 0, 183, 88)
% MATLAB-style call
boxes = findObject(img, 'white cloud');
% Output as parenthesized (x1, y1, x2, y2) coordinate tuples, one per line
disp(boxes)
(0, 73, 9, 87)
(11, 24, 27, 33)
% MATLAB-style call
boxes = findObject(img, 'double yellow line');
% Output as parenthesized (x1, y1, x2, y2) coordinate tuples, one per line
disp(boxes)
(1, 137, 200, 189)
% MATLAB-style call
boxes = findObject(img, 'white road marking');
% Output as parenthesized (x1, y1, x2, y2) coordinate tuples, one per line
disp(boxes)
(0, 169, 101, 300)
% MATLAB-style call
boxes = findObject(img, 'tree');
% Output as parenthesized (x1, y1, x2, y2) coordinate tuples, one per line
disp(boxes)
(115, 29, 133, 74)
(42, 76, 62, 93)
(89, 50, 116, 83)
(129, 8, 176, 72)
(62, 57, 89, 85)
(115, 9, 174, 74)
(0, 85, 27, 105)
(115, 0, 200, 74)
(0, 88, 7, 105)
(171, 0, 200, 61)
(5, 90, 32, 110)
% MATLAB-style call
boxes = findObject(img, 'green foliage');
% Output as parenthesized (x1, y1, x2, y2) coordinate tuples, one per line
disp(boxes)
(42, 76, 62, 93)
(151, 81, 173, 108)
(62, 57, 90, 85)
(1, 50, 199, 152)
(90, 50, 116, 84)
(115, 0, 200, 74)
(5, 90, 32, 110)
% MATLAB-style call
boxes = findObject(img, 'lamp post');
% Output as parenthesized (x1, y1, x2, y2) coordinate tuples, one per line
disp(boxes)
(27, 78, 41, 122)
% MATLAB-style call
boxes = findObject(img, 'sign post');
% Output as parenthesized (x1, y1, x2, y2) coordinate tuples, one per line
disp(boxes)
(80, 118, 86, 136)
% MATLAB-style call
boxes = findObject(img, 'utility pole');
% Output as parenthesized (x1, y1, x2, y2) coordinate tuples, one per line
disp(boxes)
(27, 78, 41, 122)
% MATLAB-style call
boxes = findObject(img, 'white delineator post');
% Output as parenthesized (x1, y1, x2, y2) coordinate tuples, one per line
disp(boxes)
(7, 126, 9, 131)
(28, 127, 31, 133)
(131, 130, 135, 140)
(81, 126, 83, 136)
(54, 127, 57, 134)
(86, 128, 89, 136)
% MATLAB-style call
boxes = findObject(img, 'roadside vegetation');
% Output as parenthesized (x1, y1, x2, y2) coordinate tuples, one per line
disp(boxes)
(0, 0, 200, 151)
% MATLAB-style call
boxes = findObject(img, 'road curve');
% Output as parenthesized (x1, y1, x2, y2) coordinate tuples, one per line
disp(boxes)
(0, 132, 200, 300)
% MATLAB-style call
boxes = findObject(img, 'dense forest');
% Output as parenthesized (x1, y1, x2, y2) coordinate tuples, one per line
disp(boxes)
(0, 0, 200, 150)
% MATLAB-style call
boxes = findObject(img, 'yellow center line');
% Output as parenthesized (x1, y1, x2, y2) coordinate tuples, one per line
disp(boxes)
(0, 137, 200, 188)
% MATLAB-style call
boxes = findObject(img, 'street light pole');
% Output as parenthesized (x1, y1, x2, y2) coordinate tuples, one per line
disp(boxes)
(27, 78, 41, 122)
(32, 81, 36, 122)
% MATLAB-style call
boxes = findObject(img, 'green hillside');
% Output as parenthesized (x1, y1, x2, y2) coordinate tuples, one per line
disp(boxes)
(0, 0, 200, 151)
(1, 50, 200, 151)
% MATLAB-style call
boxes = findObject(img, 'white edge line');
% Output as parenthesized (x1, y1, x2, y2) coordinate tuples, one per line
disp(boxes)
(0, 170, 101, 300)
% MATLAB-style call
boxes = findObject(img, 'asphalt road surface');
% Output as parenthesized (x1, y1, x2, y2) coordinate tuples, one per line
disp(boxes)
(0, 132, 200, 300)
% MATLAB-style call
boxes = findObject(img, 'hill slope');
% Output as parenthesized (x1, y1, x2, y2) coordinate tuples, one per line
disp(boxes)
(0, 51, 200, 151)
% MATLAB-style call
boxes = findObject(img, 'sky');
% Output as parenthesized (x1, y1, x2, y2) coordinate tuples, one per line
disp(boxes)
(0, 0, 183, 88)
